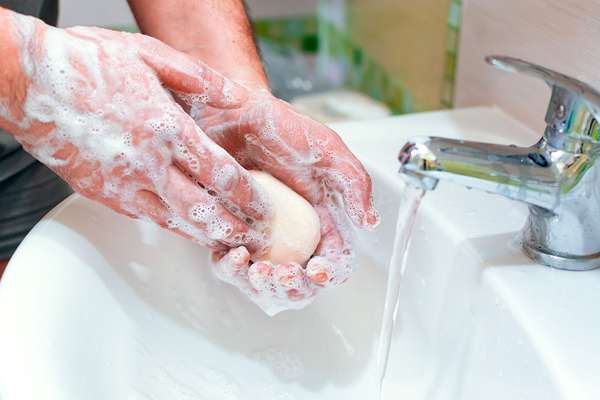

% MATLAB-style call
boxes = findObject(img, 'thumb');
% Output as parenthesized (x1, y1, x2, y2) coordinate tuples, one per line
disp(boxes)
(139, 36, 248, 108)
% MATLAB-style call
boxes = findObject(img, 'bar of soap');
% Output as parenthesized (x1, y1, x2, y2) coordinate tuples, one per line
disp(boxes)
(250, 170, 321, 265)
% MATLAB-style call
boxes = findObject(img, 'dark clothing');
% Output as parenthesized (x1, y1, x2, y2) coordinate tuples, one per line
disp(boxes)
(0, 0, 71, 258)
(0, 161, 72, 257)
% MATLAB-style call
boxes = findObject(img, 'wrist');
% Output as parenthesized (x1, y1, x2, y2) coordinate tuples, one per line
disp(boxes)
(184, 47, 270, 92)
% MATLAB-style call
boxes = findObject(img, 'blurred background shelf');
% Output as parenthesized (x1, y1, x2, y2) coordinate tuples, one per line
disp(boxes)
(58, 0, 461, 122)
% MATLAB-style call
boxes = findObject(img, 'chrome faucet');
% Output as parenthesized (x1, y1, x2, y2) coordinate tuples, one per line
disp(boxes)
(398, 56, 600, 271)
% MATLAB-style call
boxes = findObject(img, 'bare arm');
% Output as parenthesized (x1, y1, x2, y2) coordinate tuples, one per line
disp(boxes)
(127, 0, 268, 89)
(0, 7, 33, 135)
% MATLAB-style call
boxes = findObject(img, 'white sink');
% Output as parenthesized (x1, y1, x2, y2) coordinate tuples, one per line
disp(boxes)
(1, 107, 599, 399)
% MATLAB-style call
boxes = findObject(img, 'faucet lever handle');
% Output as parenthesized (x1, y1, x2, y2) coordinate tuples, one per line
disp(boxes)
(486, 55, 600, 147)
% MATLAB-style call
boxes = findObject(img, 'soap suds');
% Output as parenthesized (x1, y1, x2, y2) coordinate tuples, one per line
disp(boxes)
(3, 14, 272, 254)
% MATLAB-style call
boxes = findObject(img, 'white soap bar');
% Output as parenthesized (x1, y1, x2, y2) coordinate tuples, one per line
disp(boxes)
(250, 171, 321, 265)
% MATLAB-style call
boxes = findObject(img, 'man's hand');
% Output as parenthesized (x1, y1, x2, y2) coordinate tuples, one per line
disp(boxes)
(125, 0, 380, 314)
(0, 9, 273, 254)
(187, 89, 380, 314)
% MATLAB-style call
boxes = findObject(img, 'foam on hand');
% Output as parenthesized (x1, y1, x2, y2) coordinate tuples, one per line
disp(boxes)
(249, 170, 320, 265)
(0, 13, 277, 252)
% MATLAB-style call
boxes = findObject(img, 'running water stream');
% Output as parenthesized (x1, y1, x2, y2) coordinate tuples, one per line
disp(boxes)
(375, 183, 425, 399)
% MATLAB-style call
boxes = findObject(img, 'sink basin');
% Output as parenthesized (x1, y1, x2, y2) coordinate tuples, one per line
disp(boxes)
(1, 107, 599, 399)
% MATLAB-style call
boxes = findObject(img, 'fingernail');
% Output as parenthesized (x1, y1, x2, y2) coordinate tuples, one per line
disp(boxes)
(306, 260, 331, 285)
(287, 289, 305, 301)
(309, 271, 329, 285)
(253, 262, 272, 276)
(362, 207, 381, 229)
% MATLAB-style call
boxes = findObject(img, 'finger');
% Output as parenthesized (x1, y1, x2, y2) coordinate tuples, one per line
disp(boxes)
(306, 203, 356, 287)
(139, 35, 247, 109)
(133, 189, 227, 251)
(133, 189, 170, 228)
(172, 118, 273, 225)
(247, 261, 274, 294)
(212, 246, 252, 288)
(305, 257, 331, 286)
(271, 263, 314, 301)
(158, 165, 265, 252)
(316, 132, 380, 229)
(248, 261, 314, 302)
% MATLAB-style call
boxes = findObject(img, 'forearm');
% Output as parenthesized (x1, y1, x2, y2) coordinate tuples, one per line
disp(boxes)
(127, 0, 268, 89)
(0, 8, 57, 148)
(0, 7, 35, 135)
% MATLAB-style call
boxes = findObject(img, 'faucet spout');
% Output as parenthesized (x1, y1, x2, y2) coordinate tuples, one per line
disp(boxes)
(398, 137, 593, 210)
(398, 136, 600, 271)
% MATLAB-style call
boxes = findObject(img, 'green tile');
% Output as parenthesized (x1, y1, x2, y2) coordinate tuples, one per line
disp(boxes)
(283, 19, 304, 37)
(371, 66, 386, 100)
(108, 25, 138, 32)
(591, 120, 600, 141)
(444, 53, 456, 80)
(448, 2, 462, 28)
(305, 17, 318, 33)
(446, 29, 457, 52)
(342, 35, 354, 64)
(301, 33, 319, 53)
(388, 84, 411, 114)
(253, 21, 270, 37)
(441, 80, 453, 106)
(352, 47, 364, 67)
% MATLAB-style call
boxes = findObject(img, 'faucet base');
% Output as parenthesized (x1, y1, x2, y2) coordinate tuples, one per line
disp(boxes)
(522, 243, 600, 271)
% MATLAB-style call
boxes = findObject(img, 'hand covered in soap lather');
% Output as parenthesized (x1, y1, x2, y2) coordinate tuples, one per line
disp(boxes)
(0, 10, 272, 253)
(188, 89, 380, 314)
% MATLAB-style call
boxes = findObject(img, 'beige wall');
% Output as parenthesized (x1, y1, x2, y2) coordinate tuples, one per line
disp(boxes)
(455, 0, 600, 132)
(348, 0, 451, 111)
